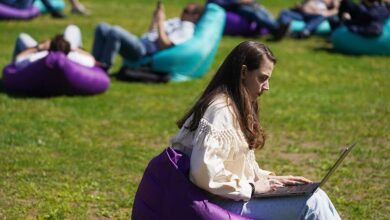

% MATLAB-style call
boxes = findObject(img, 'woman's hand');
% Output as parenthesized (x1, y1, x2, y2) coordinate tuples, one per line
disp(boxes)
(156, 4, 165, 24)
(253, 177, 284, 194)
(268, 175, 312, 186)
(341, 12, 351, 21)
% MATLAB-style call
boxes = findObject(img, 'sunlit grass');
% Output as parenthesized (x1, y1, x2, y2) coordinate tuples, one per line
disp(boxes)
(0, 0, 389, 219)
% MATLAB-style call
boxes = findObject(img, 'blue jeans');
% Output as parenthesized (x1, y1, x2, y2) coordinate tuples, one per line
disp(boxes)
(212, 189, 341, 220)
(92, 23, 148, 68)
(0, 0, 33, 8)
(235, 4, 279, 33)
(278, 9, 326, 33)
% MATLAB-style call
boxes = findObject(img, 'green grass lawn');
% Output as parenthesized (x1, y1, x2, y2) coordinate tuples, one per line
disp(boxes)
(0, 0, 389, 219)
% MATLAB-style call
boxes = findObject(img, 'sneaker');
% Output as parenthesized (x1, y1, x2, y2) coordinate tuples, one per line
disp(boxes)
(51, 11, 66, 19)
(273, 22, 290, 41)
(95, 61, 110, 72)
(291, 29, 310, 39)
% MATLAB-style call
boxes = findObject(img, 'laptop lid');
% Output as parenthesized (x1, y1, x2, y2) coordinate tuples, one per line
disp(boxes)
(253, 142, 357, 198)
(318, 142, 357, 188)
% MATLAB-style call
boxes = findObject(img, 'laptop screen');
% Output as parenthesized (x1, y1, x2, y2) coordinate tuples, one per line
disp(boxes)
(319, 142, 357, 188)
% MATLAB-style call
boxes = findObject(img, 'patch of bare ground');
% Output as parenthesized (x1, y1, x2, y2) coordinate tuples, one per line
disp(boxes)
(278, 152, 318, 165)
(87, 206, 111, 220)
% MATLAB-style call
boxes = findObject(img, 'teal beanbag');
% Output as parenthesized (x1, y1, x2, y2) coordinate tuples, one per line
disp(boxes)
(122, 3, 226, 82)
(290, 20, 331, 35)
(331, 19, 390, 55)
(33, 0, 65, 13)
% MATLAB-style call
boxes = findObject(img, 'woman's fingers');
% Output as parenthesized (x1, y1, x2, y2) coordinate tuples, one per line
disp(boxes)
(282, 176, 312, 185)
(268, 175, 313, 186)
(290, 176, 312, 183)
(269, 179, 284, 188)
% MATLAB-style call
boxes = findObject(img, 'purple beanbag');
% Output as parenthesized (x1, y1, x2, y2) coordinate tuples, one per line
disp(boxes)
(132, 147, 251, 220)
(2, 52, 110, 96)
(224, 11, 269, 36)
(0, 3, 40, 20)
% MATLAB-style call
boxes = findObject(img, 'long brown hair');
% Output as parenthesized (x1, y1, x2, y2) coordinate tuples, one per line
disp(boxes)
(177, 41, 276, 150)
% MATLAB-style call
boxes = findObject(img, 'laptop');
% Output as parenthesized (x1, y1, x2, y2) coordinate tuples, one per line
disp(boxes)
(253, 142, 356, 198)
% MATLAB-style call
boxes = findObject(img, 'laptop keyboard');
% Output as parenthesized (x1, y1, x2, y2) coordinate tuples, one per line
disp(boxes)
(275, 183, 318, 193)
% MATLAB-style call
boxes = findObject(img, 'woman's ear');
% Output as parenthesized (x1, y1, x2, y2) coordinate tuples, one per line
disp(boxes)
(241, 65, 248, 79)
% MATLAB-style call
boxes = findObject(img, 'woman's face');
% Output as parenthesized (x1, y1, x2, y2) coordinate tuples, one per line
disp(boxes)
(242, 57, 274, 101)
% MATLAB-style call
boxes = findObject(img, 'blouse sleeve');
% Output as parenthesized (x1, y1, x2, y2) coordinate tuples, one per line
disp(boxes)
(189, 119, 253, 201)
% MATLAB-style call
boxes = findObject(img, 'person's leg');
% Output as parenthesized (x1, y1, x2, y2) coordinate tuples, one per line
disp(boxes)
(235, 4, 279, 33)
(93, 23, 146, 69)
(92, 23, 112, 63)
(214, 194, 308, 219)
(303, 14, 327, 34)
(104, 25, 147, 64)
(300, 189, 341, 220)
(12, 33, 37, 60)
(64, 24, 82, 49)
(40, 0, 66, 18)
(69, 0, 89, 15)
(277, 9, 304, 26)
(213, 188, 340, 220)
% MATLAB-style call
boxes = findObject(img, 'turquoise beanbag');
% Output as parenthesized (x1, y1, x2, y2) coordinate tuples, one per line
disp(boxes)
(122, 3, 226, 82)
(331, 19, 390, 55)
(290, 20, 331, 35)
(33, 0, 65, 13)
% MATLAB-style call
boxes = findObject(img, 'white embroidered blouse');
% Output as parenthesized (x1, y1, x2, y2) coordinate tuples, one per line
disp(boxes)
(170, 94, 273, 201)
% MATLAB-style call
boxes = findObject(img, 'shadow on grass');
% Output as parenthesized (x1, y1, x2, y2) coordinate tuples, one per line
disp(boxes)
(0, 78, 4, 94)
(0, 77, 108, 99)
(113, 67, 170, 84)
(313, 46, 340, 54)
(0, 79, 30, 99)
(312, 46, 364, 58)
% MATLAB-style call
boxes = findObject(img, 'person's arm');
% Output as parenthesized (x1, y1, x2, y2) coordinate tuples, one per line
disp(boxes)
(320, 0, 340, 17)
(354, 4, 382, 21)
(148, 2, 160, 31)
(369, 5, 390, 21)
(156, 4, 173, 49)
(250, 151, 286, 194)
(15, 40, 50, 61)
(189, 123, 254, 201)
(300, 0, 338, 17)
(301, 0, 322, 14)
